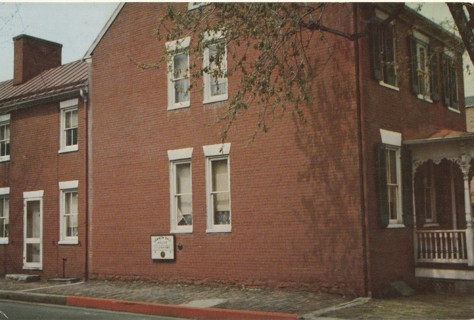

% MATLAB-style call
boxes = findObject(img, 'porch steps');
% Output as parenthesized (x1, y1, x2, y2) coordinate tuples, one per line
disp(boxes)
(5, 274, 40, 282)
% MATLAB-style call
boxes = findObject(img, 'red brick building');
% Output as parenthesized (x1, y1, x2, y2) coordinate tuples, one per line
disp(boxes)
(0, 35, 88, 279)
(0, 3, 471, 296)
(82, 3, 469, 296)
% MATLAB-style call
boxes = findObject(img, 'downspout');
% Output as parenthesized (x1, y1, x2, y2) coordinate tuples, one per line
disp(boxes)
(79, 86, 89, 281)
(354, 3, 371, 297)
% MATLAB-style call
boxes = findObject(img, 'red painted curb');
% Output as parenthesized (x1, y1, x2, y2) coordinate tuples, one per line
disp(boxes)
(66, 296, 298, 320)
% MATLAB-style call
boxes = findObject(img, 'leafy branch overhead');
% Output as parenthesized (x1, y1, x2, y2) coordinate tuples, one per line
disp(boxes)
(153, 3, 474, 142)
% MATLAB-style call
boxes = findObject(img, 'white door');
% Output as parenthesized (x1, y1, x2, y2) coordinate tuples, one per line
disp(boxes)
(23, 191, 43, 270)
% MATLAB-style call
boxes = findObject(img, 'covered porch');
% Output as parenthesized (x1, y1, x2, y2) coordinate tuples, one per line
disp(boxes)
(405, 130, 474, 280)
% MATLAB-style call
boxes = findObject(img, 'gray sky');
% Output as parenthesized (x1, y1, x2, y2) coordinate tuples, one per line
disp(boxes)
(0, 2, 473, 96)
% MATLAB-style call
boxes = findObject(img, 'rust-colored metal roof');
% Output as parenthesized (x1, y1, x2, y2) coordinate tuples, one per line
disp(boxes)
(404, 129, 474, 145)
(0, 60, 88, 108)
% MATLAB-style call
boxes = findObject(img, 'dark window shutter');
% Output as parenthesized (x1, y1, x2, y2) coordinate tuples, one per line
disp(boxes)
(451, 61, 459, 108)
(408, 35, 420, 95)
(376, 143, 389, 227)
(442, 53, 451, 107)
(429, 46, 440, 102)
(402, 147, 413, 226)
(370, 25, 383, 81)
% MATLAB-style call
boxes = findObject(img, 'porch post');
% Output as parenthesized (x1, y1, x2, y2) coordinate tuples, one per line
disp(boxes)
(461, 155, 474, 266)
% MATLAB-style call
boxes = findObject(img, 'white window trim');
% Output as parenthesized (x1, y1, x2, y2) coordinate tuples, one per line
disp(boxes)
(0, 114, 10, 162)
(204, 143, 231, 233)
(203, 143, 231, 157)
(379, 81, 400, 92)
(59, 181, 79, 245)
(168, 148, 193, 234)
(203, 31, 228, 104)
(59, 98, 79, 153)
(380, 129, 401, 147)
(0, 187, 9, 244)
(188, 2, 208, 10)
(166, 37, 191, 111)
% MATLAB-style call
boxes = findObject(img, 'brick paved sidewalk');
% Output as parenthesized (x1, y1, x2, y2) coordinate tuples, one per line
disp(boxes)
(2, 279, 474, 319)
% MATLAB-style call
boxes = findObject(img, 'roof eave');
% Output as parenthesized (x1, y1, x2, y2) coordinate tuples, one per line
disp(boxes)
(404, 135, 474, 145)
(83, 3, 125, 60)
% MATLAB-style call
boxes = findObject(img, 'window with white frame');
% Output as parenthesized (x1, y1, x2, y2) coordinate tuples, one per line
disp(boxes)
(59, 180, 78, 244)
(168, 148, 193, 233)
(386, 146, 402, 224)
(0, 187, 9, 244)
(204, 143, 231, 232)
(203, 31, 228, 103)
(59, 99, 78, 153)
(166, 37, 191, 110)
(0, 114, 10, 162)
(416, 41, 431, 99)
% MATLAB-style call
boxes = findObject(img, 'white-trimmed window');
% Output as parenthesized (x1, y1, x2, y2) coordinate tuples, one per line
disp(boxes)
(204, 143, 231, 232)
(386, 146, 402, 225)
(168, 148, 193, 233)
(0, 114, 10, 162)
(372, 9, 398, 89)
(59, 180, 78, 244)
(203, 31, 228, 103)
(0, 187, 9, 244)
(166, 37, 191, 110)
(59, 99, 78, 153)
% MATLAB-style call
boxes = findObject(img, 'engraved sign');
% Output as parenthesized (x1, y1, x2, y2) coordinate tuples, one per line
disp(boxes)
(151, 235, 175, 261)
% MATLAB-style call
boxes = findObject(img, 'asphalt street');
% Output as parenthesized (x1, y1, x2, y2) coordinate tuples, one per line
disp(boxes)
(0, 300, 183, 320)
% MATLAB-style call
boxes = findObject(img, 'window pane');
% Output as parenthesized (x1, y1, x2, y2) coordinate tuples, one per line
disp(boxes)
(71, 110, 78, 127)
(176, 163, 191, 194)
(211, 80, 227, 96)
(177, 194, 192, 226)
(0, 125, 4, 141)
(26, 201, 41, 238)
(213, 193, 230, 225)
(173, 53, 188, 79)
(5, 125, 9, 140)
(388, 186, 398, 220)
(212, 159, 229, 192)
(26, 244, 40, 263)
(66, 214, 78, 237)
(174, 79, 189, 103)
(388, 150, 397, 184)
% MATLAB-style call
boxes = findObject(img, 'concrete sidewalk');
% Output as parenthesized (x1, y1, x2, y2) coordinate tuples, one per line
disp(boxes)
(2, 279, 474, 319)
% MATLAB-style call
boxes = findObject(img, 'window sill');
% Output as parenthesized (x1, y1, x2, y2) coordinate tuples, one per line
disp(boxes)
(0, 238, 8, 245)
(59, 146, 78, 154)
(203, 95, 228, 104)
(423, 223, 440, 228)
(0, 156, 10, 162)
(378, 81, 399, 92)
(58, 239, 78, 245)
(167, 103, 190, 111)
(387, 223, 405, 229)
(448, 107, 461, 114)
(417, 94, 433, 103)
(23, 265, 42, 270)
(206, 226, 231, 233)
(170, 228, 193, 234)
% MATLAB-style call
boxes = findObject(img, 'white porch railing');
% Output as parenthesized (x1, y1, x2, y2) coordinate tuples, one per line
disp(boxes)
(416, 230, 468, 263)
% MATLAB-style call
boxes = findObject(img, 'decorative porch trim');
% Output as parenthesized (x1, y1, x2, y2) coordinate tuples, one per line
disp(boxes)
(416, 267, 474, 280)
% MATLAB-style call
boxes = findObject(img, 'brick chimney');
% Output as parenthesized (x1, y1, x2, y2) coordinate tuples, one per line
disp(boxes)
(13, 34, 62, 85)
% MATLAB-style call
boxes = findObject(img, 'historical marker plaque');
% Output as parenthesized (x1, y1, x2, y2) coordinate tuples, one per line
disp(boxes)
(151, 235, 175, 261)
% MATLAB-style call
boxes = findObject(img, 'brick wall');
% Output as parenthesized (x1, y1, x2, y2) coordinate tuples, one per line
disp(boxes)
(88, 3, 367, 295)
(0, 98, 87, 279)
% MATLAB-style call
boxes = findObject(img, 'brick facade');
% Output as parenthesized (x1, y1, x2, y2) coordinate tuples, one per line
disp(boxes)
(0, 3, 467, 296)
